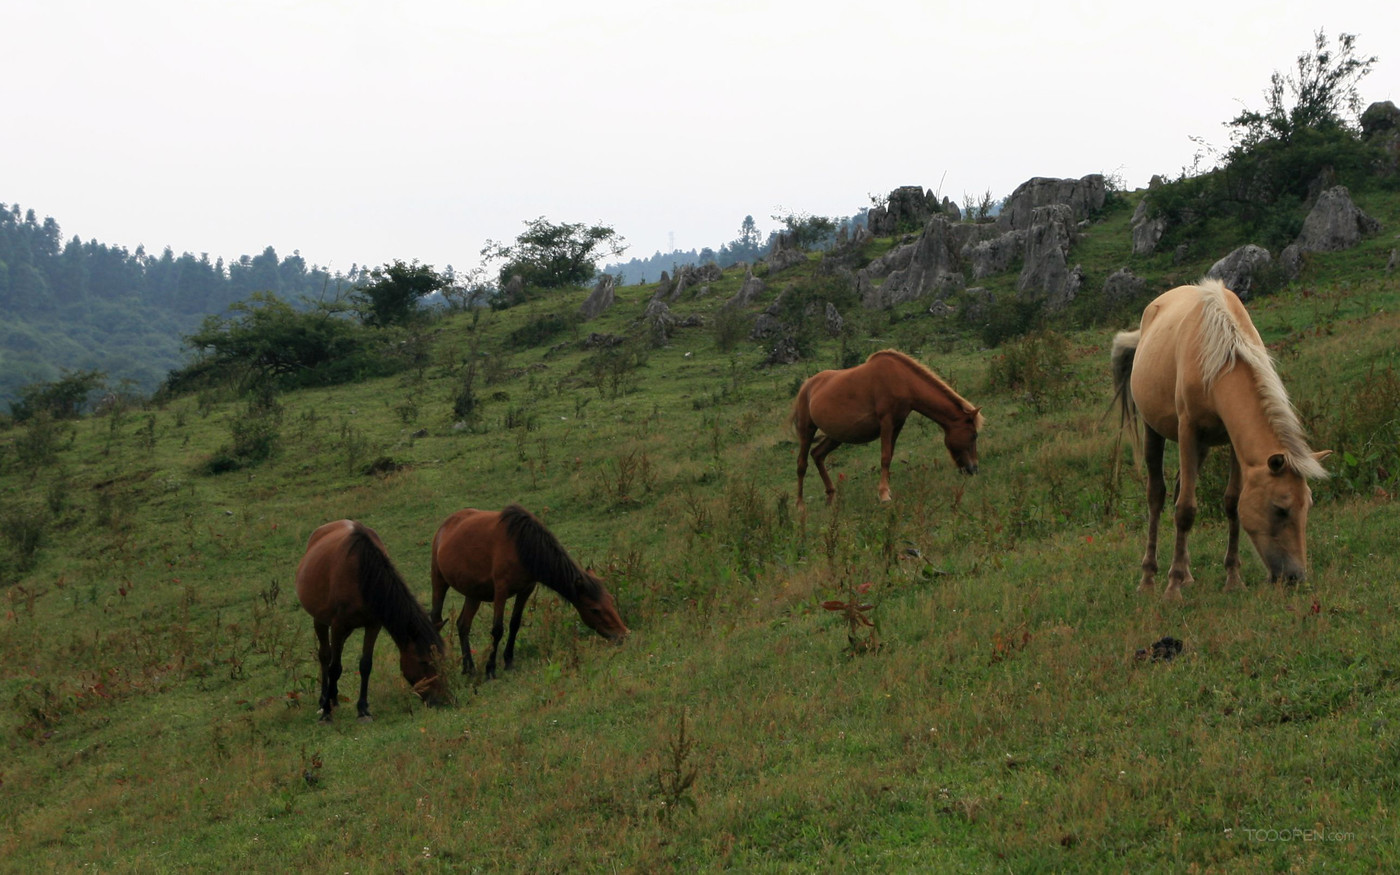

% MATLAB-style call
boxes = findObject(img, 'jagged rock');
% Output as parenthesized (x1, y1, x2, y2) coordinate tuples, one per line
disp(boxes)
(965, 230, 1025, 279)
(1279, 244, 1304, 280)
(1102, 267, 1146, 309)
(1017, 204, 1078, 310)
(824, 302, 844, 337)
(766, 231, 808, 273)
(1172, 244, 1191, 266)
(750, 313, 784, 339)
(1131, 181, 1168, 256)
(997, 174, 1106, 232)
(865, 217, 964, 308)
(582, 332, 625, 349)
(868, 186, 941, 235)
(677, 314, 705, 328)
(1293, 186, 1381, 253)
(726, 269, 765, 309)
(1206, 245, 1272, 300)
(1362, 100, 1400, 174)
(763, 334, 801, 366)
(642, 299, 676, 346)
(650, 271, 673, 302)
(1387, 249, 1398, 273)
(578, 274, 616, 321)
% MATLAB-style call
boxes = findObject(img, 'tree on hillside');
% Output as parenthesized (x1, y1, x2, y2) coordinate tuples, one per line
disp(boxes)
(174, 292, 375, 390)
(480, 217, 627, 291)
(772, 210, 837, 251)
(1152, 30, 1382, 250)
(1227, 30, 1376, 149)
(353, 260, 449, 327)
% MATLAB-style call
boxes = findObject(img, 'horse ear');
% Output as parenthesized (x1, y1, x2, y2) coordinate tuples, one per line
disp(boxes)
(1267, 453, 1287, 474)
(1312, 450, 1333, 465)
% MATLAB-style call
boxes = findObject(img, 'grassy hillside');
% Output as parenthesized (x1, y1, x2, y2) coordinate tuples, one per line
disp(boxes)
(2, 191, 1398, 871)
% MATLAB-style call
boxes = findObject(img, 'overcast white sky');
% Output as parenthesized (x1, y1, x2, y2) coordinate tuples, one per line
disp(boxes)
(5, 1, 1397, 278)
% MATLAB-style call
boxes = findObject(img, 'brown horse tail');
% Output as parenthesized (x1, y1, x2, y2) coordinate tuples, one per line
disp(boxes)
(1109, 329, 1143, 460)
(499, 505, 600, 605)
(346, 523, 444, 654)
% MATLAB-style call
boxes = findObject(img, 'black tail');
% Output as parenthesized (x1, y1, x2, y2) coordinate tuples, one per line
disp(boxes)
(347, 524, 444, 653)
(500, 505, 600, 605)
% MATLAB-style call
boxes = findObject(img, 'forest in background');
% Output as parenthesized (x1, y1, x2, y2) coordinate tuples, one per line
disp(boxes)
(0, 206, 359, 405)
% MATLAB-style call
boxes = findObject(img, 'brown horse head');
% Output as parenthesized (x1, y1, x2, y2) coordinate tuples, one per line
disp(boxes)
(944, 407, 983, 475)
(575, 571, 629, 643)
(1238, 451, 1330, 584)
(400, 644, 451, 707)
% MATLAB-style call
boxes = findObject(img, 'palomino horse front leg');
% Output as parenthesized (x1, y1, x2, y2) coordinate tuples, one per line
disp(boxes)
(502, 586, 535, 671)
(355, 624, 381, 721)
(1165, 431, 1209, 599)
(1140, 428, 1166, 593)
(457, 598, 481, 676)
(1223, 449, 1244, 590)
(811, 436, 842, 504)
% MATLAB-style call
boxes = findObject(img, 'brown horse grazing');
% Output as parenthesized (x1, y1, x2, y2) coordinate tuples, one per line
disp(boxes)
(1111, 279, 1330, 599)
(295, 520, 449, 721)
(791, 349, 983, 506)
(429, 505, 628, 679)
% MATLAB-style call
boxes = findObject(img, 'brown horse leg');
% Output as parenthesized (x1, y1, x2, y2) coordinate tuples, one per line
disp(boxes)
(313, 621, 336, 721)
(811, 436, 842, 504)
(485, 596, 508, 679)
(503, 585, 535, 671)
(355, 624, 381, 721)
(457, 598, 481, 676)
(1140, 428, 1166, 593)
(795, 424, 815, 509)
(1165, 432, 1208, 599)
(1223, 449, 1244, 590)
(876, 417, 906, 503)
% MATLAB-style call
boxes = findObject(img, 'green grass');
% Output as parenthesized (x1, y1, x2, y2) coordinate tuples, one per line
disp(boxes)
(2, 197, 1398, 871)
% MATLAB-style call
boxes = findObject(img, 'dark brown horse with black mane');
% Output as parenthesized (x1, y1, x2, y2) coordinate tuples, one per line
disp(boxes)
(430, 505, 628, 679)
(295, 520, 449, 721)
(791, 349, 983, 506)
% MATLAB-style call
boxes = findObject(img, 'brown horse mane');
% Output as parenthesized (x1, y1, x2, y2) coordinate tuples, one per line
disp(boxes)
(866, 349, 985, 429)
(500, 505, 602, 605)
(1194, 279, 1327, 479)
(346, 524, 445, 653)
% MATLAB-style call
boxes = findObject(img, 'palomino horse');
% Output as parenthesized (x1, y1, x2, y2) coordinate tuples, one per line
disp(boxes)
(1111, 279, 1330, 599)
(430, 505, 628, 679)
(295, 520, 449, 721)
(791, 349, 983, 506)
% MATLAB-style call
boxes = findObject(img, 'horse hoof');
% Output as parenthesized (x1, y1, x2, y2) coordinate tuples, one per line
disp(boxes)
(357, 714, 374, 723)
(1162, 586, 1184, 601)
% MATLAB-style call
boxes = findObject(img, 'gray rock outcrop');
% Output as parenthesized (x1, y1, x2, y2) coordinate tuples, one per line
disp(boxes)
(725, 269, 765, 309)
(1102, 268, 1146, 309)
(1017, 204, 1080, 310)
(997, 174, 1107, 232)
(578, 274, 616, 321)
(1293, 186, 1381, 253)
(1206, 245, 1272, 300)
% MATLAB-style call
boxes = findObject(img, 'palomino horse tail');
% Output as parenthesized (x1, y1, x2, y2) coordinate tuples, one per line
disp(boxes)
(499, 505, 602, 605)
(346, 524, 444, 653)
(1110, 329, 1143, 460)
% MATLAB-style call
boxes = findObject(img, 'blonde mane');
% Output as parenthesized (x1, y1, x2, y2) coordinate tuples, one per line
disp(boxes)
(867, 349, 985, 429)
(1194, 279, 1326, 479)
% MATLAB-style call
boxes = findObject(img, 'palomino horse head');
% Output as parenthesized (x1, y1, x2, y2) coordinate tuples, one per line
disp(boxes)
(576, 571, 630, 643)
(944, 407, 983, 476)
(400, 645, 451, 707)
(1238, 452, 1329, 584)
